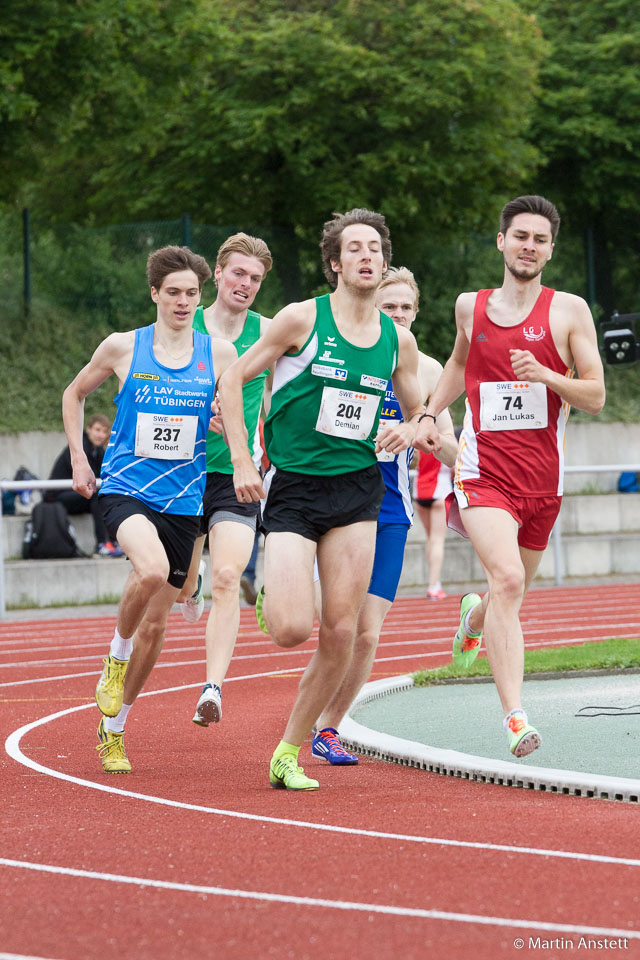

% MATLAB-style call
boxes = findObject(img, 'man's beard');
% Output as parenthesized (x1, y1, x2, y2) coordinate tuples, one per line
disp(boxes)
(505, 257, 545, 282)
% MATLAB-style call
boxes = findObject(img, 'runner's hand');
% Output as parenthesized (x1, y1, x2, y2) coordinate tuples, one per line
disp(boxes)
(413, 417, 441, 455)
(72, 460, 97, 500)
(375, 421, 415, 456)
(510, 349, 546, 383)
(232, 458, 266, 503)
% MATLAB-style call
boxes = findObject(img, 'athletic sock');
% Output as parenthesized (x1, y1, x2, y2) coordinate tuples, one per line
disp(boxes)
(107, 703, 132, 733)
(503, 708, 527, 731)
(272, 740, 300, 761)
(110, 629, 133, 661)
(463, 608, 482, 638)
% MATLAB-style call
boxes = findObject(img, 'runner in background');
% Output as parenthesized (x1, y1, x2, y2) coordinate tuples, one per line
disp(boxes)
(177, 233, 273, 732)
(413, 449, 453, 600)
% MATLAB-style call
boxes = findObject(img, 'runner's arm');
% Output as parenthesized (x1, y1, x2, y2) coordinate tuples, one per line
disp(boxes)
(62, 332, 132, 499)
(217, 302, 314, 501)
(418, 354, 458, 468)
(510, 297, 605, 415)
(379, 326, 427, 455)
(414, 292, 472, 454)
(209, 339, 238, 434)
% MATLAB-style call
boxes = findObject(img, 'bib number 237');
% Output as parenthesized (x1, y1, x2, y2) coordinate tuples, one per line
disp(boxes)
(135, 412, 198, 459)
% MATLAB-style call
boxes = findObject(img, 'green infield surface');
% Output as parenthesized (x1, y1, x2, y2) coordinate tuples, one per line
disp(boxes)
(349, 638, 640, 781)
(412, 637, 640, 686)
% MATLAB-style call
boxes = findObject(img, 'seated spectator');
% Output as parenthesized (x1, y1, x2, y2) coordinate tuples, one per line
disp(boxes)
(46, 414, 123, 557)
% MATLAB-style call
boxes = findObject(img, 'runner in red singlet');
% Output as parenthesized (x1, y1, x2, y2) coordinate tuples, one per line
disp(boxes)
(414, 194, 605, 758)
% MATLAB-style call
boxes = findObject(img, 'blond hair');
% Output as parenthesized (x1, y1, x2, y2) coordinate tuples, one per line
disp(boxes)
(377, 266, 420, 312)
(216, 233, 273, 275)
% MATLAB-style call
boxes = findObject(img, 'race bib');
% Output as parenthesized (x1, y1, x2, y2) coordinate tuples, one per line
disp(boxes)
(375, 418, 396, 462)
(479, 381, 548, 431)
(315, 387, 380, 440)
(134, 412, 199, 459)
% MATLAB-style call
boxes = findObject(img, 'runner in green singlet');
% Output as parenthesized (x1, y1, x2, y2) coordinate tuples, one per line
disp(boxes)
(218, 209, 435, 790)
(176, 233, 273, 729)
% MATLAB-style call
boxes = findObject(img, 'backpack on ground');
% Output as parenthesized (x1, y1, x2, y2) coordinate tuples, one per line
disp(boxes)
(22, 501, 86, 559)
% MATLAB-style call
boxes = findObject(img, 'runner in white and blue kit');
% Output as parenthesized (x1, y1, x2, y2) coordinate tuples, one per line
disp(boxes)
(312, 267, 459, 764)
(62, 245, 237, 774)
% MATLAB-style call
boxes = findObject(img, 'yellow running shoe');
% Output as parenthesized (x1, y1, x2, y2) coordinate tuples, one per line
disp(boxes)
(269, 752, 319, 791)
(96, 717, 131, 774)
(95, 655, 128, 717)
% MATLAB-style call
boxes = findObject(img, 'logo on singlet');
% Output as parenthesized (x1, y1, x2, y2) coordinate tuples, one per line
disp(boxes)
(133, 372, 160, 381)
(475, 332, 488, 343)
(523, 326, 546, 342)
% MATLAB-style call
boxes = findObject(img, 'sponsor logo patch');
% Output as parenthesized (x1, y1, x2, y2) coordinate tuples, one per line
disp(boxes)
(312, 363, 347, 381)
(360, 374, 388, 390)
(133, 372, 160, 381)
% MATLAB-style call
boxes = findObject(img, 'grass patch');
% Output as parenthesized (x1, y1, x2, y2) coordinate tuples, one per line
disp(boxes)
(7, 593, 122, 611)
(413, 637, 640, 686)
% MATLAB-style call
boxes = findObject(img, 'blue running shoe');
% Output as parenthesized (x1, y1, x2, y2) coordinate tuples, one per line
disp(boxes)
(311, 727, 358, 765)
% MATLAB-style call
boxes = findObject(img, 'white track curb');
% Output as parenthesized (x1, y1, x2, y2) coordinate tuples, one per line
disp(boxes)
(340, 675, 640, 804)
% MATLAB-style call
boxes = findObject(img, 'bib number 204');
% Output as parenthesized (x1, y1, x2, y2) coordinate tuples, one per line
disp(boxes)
(337, 402, 361, 420)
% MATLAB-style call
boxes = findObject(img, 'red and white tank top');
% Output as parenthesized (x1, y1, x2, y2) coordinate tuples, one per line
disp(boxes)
(455, 287, 573, 498)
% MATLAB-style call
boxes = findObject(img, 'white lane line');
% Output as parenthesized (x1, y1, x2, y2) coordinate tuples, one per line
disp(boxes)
(0, 953, 62, 960)
(1, 858, 638, 938)
(5, 685, 640, 868)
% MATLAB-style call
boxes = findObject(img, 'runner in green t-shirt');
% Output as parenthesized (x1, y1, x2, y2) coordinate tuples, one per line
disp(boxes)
(176, 233, 273, 730)
(218, 209, 435, 790)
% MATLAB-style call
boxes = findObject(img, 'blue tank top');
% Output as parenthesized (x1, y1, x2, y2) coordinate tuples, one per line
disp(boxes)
(377, 380, 413, 525)
(100, 323, 215, 515)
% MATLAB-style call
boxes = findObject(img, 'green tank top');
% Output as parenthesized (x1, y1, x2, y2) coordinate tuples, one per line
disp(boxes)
(264, 293, 398, 475)
(193, 305, 267, 473)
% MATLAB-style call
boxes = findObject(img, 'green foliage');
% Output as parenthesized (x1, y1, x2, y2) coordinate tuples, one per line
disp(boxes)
(413, 637, 640, 685)
(530, 0, 640, 315)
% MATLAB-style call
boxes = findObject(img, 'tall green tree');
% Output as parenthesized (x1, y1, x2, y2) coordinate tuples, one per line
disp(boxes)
(531, 0, 640, 316)
(16, 0, 543, 316)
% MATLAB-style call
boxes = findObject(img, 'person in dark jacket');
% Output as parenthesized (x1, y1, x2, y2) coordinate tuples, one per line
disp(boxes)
(47, 413, 122, 556)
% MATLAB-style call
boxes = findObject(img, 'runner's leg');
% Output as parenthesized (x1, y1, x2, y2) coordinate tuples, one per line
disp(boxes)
(280, 521, 376, 747)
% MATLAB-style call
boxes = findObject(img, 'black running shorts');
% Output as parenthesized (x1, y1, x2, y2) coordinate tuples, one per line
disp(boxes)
(261, 463, 385, 542)
(99, 494, 200, 588)
(200, 471, 259, 535)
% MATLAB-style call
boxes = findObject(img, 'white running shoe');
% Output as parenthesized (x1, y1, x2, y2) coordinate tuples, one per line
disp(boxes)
(181, 560, 206, 623)
(192, 683, 222, 727)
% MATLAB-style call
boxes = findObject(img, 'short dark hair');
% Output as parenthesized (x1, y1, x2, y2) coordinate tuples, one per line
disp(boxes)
(320, 208, 392, 287)
(500, 195, 561, 242)
(146, 245, 212, 291)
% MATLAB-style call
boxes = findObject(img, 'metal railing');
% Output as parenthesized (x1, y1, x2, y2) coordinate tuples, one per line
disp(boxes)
(1, 467, 639, 617)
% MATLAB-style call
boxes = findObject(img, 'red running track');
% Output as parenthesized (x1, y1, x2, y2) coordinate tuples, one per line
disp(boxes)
(1, 583, 639, 960)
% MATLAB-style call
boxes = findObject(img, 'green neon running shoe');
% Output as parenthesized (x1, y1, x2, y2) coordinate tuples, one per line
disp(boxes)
(95, 655, 128, 717)
(505, 712, 542, 758)
(452, 593, 483, 669)
(269, 753, 319, 791)
(255, 586, 269, 634)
